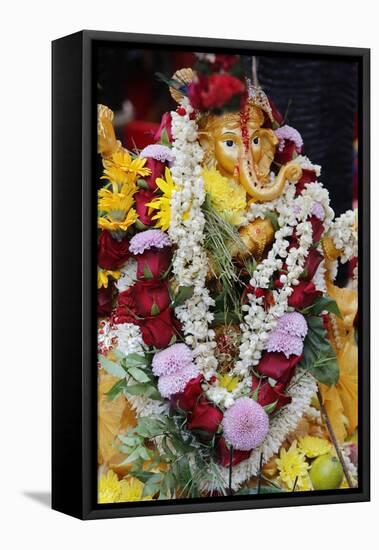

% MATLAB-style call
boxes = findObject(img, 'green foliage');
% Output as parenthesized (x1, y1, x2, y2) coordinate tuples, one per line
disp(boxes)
(264, 211, 280, 232)
(172, 285, 194, 308)
(300, 316, 339, 386)
(302, 295, 342, 319)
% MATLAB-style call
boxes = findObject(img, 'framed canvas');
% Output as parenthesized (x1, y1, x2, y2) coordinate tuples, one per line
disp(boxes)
(52, 30, 370, 520)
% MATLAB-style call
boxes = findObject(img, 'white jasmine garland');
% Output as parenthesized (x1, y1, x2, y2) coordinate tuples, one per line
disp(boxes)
(328, 209, 358, 263)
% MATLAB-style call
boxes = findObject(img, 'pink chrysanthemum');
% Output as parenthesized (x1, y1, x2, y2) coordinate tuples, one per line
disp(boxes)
(265, 332, 304, 358)
(276, 312, 308, 339)
(158, 364, 199, 398)
(140, 144, 174, 163)
(152, 343, 194, 376)
(275, 125, 303, 152)
(311, 201, 325, 221)
(129, 229, 171, 255)
(222, 397, 269, 451)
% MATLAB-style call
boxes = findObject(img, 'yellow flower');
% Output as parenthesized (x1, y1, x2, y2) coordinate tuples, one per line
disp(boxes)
(146, 167, 179, 231)
(102, 149, 151, 185)
(119, 477, 152, 502)
(276, 441, 310, 490)
(98, 208, 138, 232)
(98, 269, 120, 289)
(202, 169, 247, 225)
(219, 374, 240, 392)
(298, 436, 332, 458)
(98, 470, 152, 504)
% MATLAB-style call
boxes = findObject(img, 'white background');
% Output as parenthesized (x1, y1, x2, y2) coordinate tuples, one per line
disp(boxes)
(1, 0, 377, 548)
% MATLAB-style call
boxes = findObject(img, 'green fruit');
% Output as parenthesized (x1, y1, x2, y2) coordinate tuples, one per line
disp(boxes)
(310, 454, 343, 490)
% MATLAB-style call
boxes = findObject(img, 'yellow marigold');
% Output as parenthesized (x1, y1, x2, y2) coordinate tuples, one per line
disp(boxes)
(98, 470, 152, 504)
(146, 167, 179, 231)
(102, 149, 151, 185)
(202, 168, 247, 225)
(298, 436, 332, 458)
(98, 180, 138, 232)
(98, 269, 120, 289)
(276, 441, 310, 491)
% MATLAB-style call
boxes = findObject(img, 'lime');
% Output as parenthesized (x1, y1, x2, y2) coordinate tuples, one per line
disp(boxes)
(309, 454, 343, 490)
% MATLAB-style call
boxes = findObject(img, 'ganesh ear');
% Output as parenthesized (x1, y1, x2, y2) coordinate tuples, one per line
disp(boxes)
(258, 129, 278, 177)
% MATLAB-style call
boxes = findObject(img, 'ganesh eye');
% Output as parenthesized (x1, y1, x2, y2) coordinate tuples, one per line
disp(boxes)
(225, 140, 234, 147)
(252, 137, 260, 145)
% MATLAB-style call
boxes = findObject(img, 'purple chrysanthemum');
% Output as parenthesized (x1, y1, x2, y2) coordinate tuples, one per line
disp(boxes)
(222, 397, 269, 451)
(276, 312, 308, 339)
(265, 332, 304, 358)
(129, 229, 171, 255)
(275, 125, 303, 152)
(152, 343, 194, 376)
(140, 144, 174, 163)
(158, 364, 199, 399)
(311, 201, 325, 221)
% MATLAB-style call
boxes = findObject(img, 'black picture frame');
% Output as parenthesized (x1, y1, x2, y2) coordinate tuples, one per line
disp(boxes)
(52, 30, 370, 520)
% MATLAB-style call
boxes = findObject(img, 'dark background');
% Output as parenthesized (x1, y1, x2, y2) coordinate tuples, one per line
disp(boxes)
(96, 47, 358, 217)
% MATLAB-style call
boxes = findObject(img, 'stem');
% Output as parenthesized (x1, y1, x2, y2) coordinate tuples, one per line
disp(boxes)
(252, 56, 259, 88)
(292, 476, 299, 492)
(317, 389, 354, 488)
(228, 445, 234, 496)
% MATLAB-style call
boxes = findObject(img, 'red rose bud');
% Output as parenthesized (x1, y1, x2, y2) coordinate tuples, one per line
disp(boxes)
(154, 112, 173, 143)
(139, 308, 179, 349)
(258, 351, 302, 384)
(97, 285, 114, 317)
(302, 247, 323, 281)
(188, 74, 245, 111)
(275, 140, 297, 165)
(176, 106, 186, 116)
(115, 286, 138, 324)
(295, 169, 317, 196)
(171, 374, 204, 411)
(135, 247, 172, 280)
(144, 157, 165, 191)
(216, 437, 251, 468)
(98, 230, 129, 270)
(187, 397, 223, 434)
(252, 376, 292, 413)
(134, 189, 155, 226)
(309, 215, 324, 243)
(288, 280, 322, 309)
(213, 54, 238, 71)
(133, 280, 170, 318)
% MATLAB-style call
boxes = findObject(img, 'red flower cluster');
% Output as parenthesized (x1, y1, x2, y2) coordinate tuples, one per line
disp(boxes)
(188, 74, 245, 111)
(98, 230, 130, 270)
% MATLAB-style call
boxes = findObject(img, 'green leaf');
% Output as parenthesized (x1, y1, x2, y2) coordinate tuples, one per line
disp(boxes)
(264, 211, 280, 232)
(151, 302, 160, 316)
(143, 265, 154, 279)
(172, 285, 194, 307)
(300, 316, 339, 386)
(99, 355, 126, 378)
(105, 378, 127, 400)
(263, 400, 278, 415)
(159, 128, 171, 147)
(124, 383, 149, 396)
(137, 178, 149, 189)
(128, 367, 150, 383)
(142, 482, 160, 498)
(303, 295, 342, 319)
(125, 353, 148, 368)
(119, 448, 143, 465)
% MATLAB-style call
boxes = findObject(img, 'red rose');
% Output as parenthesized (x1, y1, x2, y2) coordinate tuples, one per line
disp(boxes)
(114, 286, 138, 324)
(258, 351, 302, 384)
(154, 112, 173, 143)
(309, 215, 324, 243)
(98, 231, 129, 270)
(172, 374, 204, 411)
(213, 54, 238, 71)
(98, 285, 114, 317)
(139, 308, 179, 349)
(187, 397, 223, 434)
(135, 247, 172, 280)
(295, 169, 317, 196)
(216, 437, 251, 468)
(288, 280, 321, 309)
(144, 157, 165, 191)
(275, 140, 297, 165)
(302, 247, 323, 280)
(134, 189, 155, 226)
(188, 74, 245, 111)
(134, 279, 170, 317)
(252, 377, 292, 413)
